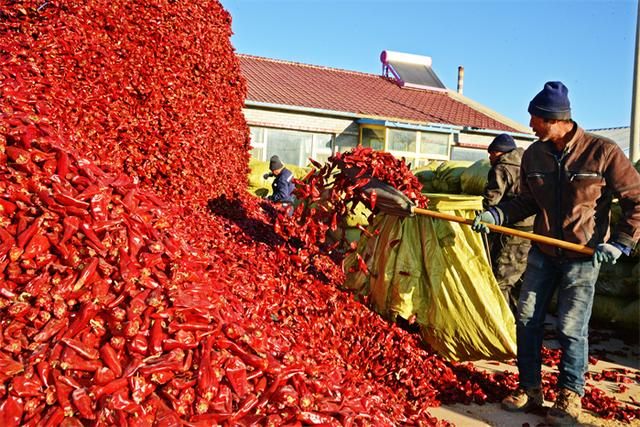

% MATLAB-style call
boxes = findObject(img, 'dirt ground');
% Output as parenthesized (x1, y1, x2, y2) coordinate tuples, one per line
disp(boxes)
(429, 317, 640, 427)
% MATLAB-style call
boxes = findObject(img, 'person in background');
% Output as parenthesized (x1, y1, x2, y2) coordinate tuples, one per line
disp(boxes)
(263, 155, 295, 212)
(472, 81, 640, 426)
(483, 133, 534, 315)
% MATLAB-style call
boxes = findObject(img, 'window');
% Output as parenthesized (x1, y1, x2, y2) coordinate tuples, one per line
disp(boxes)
(249, 127, 265, 160)
(335, 134, 358, 153)
(419, 131, 449, 157)
(266, 129, 311, 166)
(310, 133, 333, 166)
(450, 146, 488, 162)
(388, 129, 417, 152)
(358, 124, 452, 163)
(361, 127, 385, 151)
(248, 126, 334, 167)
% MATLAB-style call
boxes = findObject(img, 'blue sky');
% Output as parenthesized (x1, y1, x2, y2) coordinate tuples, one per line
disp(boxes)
(221, 0, 637, 131)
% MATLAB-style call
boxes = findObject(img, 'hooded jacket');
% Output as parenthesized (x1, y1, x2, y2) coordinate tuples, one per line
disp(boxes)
(497, 124, 640, 259)
(483, 147, 534, 229)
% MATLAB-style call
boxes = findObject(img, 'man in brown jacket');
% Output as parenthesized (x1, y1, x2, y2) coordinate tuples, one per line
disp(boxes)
(483, 134, 534, 315)
(472, 81, 640, 426)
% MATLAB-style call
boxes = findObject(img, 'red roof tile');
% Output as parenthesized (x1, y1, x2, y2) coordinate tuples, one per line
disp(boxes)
(238, 54, 520, 133)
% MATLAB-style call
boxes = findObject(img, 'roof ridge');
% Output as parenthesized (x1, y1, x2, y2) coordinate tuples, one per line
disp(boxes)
(237, 53, 381, 79)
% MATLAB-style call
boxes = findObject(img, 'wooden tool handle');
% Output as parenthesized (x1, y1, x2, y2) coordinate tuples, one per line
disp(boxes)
(412, 207, 595, 256)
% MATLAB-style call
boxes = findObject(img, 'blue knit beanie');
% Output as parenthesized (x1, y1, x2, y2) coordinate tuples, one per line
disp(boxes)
(487, 133, 516, 153)
(528, 81, 571, 120)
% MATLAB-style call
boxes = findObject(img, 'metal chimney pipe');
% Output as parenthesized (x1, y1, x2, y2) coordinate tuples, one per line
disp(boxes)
(457, 66, 464, 95)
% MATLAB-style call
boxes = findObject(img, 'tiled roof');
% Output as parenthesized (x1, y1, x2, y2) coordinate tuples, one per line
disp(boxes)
(238, 54, 521, 133)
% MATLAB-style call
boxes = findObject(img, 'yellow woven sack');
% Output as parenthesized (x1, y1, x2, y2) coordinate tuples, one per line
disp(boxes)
(344, 194, 516, 361)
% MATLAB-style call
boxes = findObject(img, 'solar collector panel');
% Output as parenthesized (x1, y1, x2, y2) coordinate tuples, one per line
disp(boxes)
(381, 50, 446, 91)
(388, 61, 446, 90)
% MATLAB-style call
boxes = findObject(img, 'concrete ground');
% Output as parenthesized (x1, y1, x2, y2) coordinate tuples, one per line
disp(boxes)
(429, 318, 640, 427)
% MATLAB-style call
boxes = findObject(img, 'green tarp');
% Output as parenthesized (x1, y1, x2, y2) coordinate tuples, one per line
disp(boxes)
(343, 194, 516, 361)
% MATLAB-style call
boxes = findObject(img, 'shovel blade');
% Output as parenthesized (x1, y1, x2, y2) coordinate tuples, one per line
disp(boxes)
(362, 177, 415, 217)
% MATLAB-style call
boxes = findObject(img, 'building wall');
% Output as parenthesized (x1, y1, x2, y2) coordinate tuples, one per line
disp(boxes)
(455, 133, 532, 148)
(243, 106, 535, 166)
(243, 108, 359, 137)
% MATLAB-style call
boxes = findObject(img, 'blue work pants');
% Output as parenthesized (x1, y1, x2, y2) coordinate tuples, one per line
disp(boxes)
(516, 246, 599, 396)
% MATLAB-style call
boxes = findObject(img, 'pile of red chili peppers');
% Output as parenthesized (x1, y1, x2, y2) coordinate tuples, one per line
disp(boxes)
(272, 147, 429, 272)
(1, 1, 639, 425)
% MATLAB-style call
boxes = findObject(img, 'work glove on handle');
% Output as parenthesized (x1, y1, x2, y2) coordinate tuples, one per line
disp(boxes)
(263, 173, 271, 180)
(472, 211, 496, 233)
(592, 243, 623, 267)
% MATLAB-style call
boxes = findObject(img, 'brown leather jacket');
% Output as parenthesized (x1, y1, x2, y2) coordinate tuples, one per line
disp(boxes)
(497, 124, 640, 259)
(483, 147, 534, 229)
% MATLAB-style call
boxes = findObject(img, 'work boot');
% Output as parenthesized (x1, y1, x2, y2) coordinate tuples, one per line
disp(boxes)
(501, 386, 544, 412)
(546, 388, 582, 426)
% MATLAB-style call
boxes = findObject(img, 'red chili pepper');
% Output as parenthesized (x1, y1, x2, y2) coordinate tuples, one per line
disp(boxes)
(80, 222, 107, 255)
(61, 337, 99, 360)
(56, 151, 69, 178)
(36, 361, 52, 388)
(130, 376, 155, 404)
(53, 191, 90, 210)
(0, 199, 17, 217)
(11, 374, 43, 397)
(40, 407, 65, 427)
(369, 189, 377, 211)
(71, 388, 94, 419)
(209, 384, 232, 414)
(90, 377, 128, 400)
(53, 373, 74, 417)
(108, 390, 139, 412)
(0, 395, 24, 427)
(90, 193, 110, 222)
(60, 216, 81, 245)
(128, 333, 148, 355)
(64, 301, 98, 339)
(21, 234, 50, 260)
(59, 352, 102, 372)
(225, 357, 249, 398)
(139, 359, 183, 377)
(16, 216, 43, 249)
(94, 367, 116, 386)
(99, 343, 122, 377)
(150, 370, 175, 385)
(182, 349, 194, 372)
(150, 319, 165, 354)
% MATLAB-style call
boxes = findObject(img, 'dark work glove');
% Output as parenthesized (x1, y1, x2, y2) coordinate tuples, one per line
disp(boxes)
(472, 211, 495, 233)
(263, 173, 271, 179)
(592, 243, 623, 267)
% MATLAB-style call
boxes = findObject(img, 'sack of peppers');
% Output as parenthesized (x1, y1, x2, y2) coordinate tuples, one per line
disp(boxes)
(1, 1, 639, 425)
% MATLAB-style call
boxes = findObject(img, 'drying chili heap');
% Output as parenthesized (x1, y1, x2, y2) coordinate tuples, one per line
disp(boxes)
(1, 1, 639, 425)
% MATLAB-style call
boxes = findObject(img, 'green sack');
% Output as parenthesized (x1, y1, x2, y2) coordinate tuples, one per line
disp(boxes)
(460, 159, 491, 196)
(343, 194, 516, 361)
(431, 161, 473, 194)
(591, 294, 639, 331)
(595, 259, 640, 297)
(413, 161, 442, 193)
